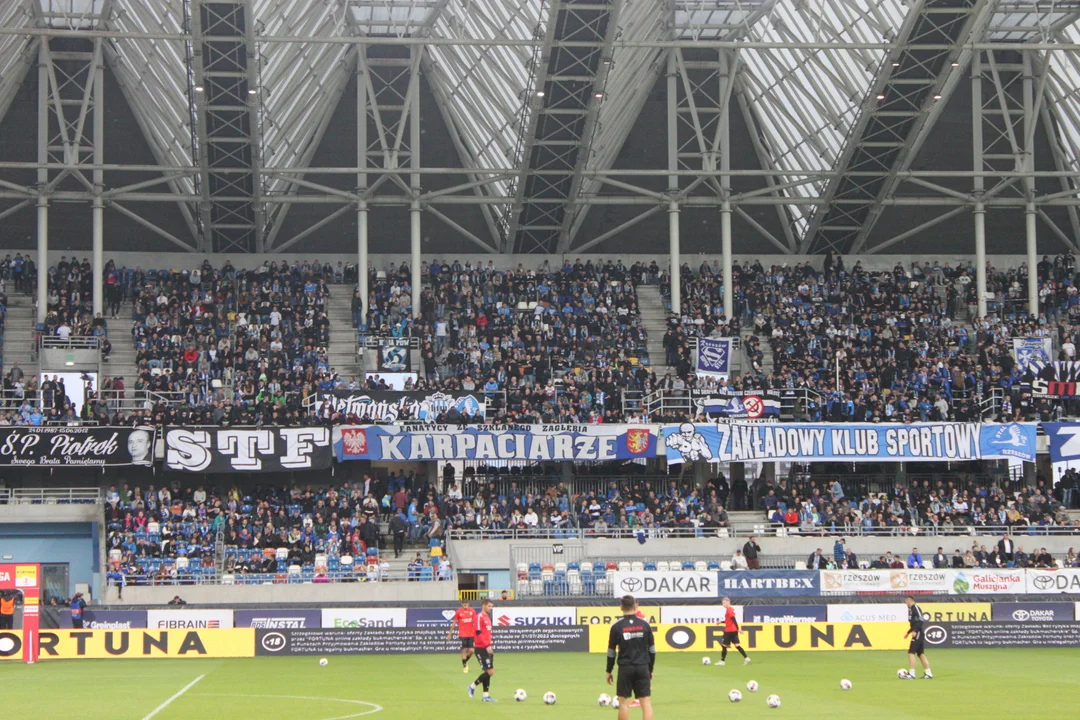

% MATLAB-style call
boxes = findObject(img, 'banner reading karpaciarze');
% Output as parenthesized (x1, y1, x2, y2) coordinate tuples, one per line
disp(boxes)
(317, 390, 486, 423)
(332, 424, 658, 461)
(0, 426, 156, 467)
(661, 422, 1036, 464)
(164, 427, 332, 472)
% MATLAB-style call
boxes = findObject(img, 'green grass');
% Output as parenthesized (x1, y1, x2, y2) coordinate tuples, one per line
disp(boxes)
(1, 649, 1076, 719)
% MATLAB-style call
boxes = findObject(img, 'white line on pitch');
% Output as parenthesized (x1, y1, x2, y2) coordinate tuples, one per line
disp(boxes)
(140, 674, 205, 720)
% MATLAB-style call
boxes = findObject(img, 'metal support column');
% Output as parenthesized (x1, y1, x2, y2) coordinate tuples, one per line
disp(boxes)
(92, 40, 104, 317)
(1022, 52, 1037, 317)
(357, 58, 368, 327)
(972, 53, 987, 319)
(36, 42, 48, 324)
(667, 49, 680, 316)
(721, 200, 732, 318)
(409, 47, 422, 319)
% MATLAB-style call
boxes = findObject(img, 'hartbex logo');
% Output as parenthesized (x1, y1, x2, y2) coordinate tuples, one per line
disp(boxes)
(725, 577, 815, 590)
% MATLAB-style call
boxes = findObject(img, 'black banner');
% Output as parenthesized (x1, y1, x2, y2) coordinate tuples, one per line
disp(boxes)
(163, 427, 331, 472)
(0, 426, 156, 467)
(694, 390, 781, 420)
(255, 626, 588, 656)
(924, 622, 1080, 648)
(319, 390, 487, 423)
(380, 346, 410, 372)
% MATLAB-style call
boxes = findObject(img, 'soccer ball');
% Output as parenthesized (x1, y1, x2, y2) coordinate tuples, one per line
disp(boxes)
(746, 680, 759, 692)
(701, 656, 711, 666)
(897, 669, 911, 679)
(319, 658, 328, 667)
(611, 697, 620, 709)
(514, 689, 528, 702)
(598, 694, 611, 707)
(840, 679, 853, 690)
(767, 694, 782, 708)
(728, 689, 742, 703)
(543, 691, 557, 705)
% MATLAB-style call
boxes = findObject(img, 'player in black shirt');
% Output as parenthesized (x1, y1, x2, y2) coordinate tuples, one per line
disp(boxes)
(606, 595, 655, 720)
(903, 595, 933, 679)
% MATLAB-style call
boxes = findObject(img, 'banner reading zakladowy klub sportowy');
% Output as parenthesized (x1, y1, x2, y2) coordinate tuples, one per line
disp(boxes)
(661, 422, 1036, 464)
(332, 424, 659, 461)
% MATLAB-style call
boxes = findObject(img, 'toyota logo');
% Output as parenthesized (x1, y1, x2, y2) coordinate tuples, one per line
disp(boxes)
(925, 626, 947, 645)
(1032, 575, 1054, 591)
(1011, 610, 1030, 622)
(260, 631, 288, 652)
(620, 577, 643, 593)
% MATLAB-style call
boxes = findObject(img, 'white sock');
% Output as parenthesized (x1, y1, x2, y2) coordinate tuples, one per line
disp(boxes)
(925, 670, 933, 677)
(483, 692, 490, 698)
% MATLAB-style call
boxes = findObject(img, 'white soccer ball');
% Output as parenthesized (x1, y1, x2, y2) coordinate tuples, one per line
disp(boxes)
(611, 697, 620, 709)
(319, 658, 328, 667)
(767, 694, 781, 708)
(728, 689, 742, 703)
(543, 691, 557, 705)
(597, 694, 611, 707)
(746, 680, 759, 692)
(840, 678, 852, 690)
(514, 689, 528, 702)
(701, 656, 711, 666)
(897, 669, 910, 679)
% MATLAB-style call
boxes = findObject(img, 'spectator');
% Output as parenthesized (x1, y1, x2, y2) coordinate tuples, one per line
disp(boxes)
(907, 547, 924, 568)
(743, 536, 761, 569)
(731, 550, 748, 570)
(833, 537, 846, 566)
(932, 547, 948, 569)
(807, 547, 827, 570)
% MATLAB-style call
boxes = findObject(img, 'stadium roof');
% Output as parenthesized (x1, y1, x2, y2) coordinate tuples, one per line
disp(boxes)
(3, 0, 1080, 254)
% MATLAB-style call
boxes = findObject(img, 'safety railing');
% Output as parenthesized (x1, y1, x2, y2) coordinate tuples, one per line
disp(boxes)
(112, 566, 454, 586)
(0, 487, 101, 504)
(39, 335, 101, 350)
(634, 386, 821, 422)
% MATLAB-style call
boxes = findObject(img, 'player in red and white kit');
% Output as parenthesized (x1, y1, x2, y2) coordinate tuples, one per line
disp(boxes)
(448, 599, 477, 672)
(467, 599, 497, 702)
(717, 596, 750, 666)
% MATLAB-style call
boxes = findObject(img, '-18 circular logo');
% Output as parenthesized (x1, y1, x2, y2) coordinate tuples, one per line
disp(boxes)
(261, 631, 288, 652)
(924, 626, 947, 645)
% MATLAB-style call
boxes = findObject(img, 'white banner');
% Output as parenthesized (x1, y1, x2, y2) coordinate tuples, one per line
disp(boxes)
(494, 607, 576, 627)
(826, 603, 907, 623)
(611, 571, 718, 599)
(820, 569, 951, 595)
(146, 609, 234, 629)
(951, 569, 1025, 595)
(321, 608, 408, 628)
(660, 605, 742, 625)
(1026, 568, 1080, 594)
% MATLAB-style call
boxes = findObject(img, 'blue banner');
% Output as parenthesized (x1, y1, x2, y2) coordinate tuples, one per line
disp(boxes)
(718, 570, 820, 597)
(696, 337, 732, 377)
(991, 602, 1075, 622)
(405, 608, 458, 628)
(695, 391, 781, 420)
(1044, 423, 1080, 462)
(333, 424, 659, 462)
(742, 605, 826, 623)
(978, 423, 1037, 462)
(662, 422, 1035, 464)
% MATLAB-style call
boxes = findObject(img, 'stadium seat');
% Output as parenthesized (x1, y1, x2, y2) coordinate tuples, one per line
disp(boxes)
(655, 561, 670, 572)
(794, 561, 807, 570)
(176, 557, 189, 570)
(693, 561, 707, 572)
(718, 528, 730, 538)
(643, 562, 657, 572)
(554, 562, 568, 574)
(707, 561, 720, 571)
(720, 561, 732, 571)
(681, 561, 694, 571)
(529, 579, 543, 596)
(617, 561, 631, 573)
(579, 561, 593, 575)
(630, 561, 644, 572)
(221, 574, 235, 585)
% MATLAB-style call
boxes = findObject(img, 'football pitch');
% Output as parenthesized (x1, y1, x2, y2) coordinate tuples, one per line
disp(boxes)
(1, 649, 1075, 719)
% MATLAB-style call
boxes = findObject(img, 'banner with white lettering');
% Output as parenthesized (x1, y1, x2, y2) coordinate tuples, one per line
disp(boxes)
(0, 426, 156, 467)
(611, 571, 718, 599)
(661, 422, 1019, 464)
(1043, 423, 1080, 462)
(1026, 362, 1080, 398)
(695, 338, 732, 378)
(164, 427, 332, 472)
(332, 425, 658, 462)
(694, 391, 781, 421)
(718, 570, 820, 597)
(318, 390, 486, 423)
(1012, 337, 1053, 367)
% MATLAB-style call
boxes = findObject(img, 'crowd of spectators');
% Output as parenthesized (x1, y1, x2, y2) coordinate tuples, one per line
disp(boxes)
(103, 475, 454, 585)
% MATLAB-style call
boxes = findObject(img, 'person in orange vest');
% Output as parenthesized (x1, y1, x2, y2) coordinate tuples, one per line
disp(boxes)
(0, 591, 16, 629)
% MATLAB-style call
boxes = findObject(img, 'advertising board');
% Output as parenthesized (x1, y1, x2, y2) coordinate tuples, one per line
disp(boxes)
(255, 627, 588, 656)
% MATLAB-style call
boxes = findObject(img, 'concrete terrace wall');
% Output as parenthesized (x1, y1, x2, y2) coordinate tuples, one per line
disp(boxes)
(105, 579, 458, 606)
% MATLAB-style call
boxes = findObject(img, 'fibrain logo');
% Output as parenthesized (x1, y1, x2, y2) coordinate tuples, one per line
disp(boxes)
(620, 577, 643, 593)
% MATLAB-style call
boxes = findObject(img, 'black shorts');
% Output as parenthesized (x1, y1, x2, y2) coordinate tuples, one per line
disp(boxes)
(616, 664, 651, 699)
(908, 632, 925, 655)
(722, 631, 740, 646)
(460, 637, 475, 650)
(476, 647, 494, 670)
